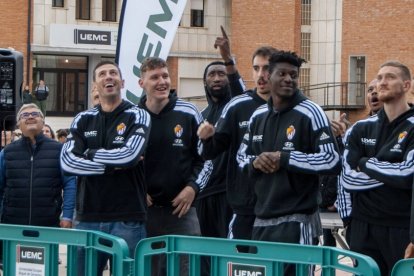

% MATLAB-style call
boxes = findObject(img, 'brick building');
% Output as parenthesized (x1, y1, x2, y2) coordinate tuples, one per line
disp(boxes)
(1, 0, 414, 127)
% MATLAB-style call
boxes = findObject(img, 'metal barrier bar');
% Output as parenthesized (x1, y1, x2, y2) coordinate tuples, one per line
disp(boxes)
(135, 235, 381, 276)
(391, 258, 414, 276)
(0, 224, 134, 276)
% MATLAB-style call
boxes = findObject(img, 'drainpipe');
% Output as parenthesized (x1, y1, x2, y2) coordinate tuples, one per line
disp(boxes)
(26, 0, 32, 86)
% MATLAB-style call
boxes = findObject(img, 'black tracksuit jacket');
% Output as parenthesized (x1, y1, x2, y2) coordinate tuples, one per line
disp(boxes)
(61, 100, 151, 222)
(198, 72, 244, 199)
(340, 107, 414, 228)
(200, 89, 266, 214)
(139, 92, 211, 206)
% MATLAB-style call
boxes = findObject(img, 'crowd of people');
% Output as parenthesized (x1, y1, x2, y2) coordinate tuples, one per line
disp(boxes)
(2, 27, 414, 276)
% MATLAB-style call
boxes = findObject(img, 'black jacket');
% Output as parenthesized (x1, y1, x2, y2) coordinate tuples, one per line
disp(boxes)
(139, 91, 211, 206)
(200, 89, 266, 214)
(199, 72, 244, 199)
(238, 90, 341, 219)
(341, 107, 414, 228)
(61, 100, 151, 222)
(2, 135, 63, 226)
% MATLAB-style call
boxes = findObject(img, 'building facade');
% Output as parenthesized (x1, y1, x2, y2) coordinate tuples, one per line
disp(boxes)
(2, 0, 414, 128)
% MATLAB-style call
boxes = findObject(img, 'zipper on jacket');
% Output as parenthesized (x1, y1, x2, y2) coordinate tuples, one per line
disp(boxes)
(29, 155, 33, 225)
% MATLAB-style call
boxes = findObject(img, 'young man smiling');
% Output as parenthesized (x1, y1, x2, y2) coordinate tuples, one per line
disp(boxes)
(238, 51, 340, 275)
(61, 60, 151, 275)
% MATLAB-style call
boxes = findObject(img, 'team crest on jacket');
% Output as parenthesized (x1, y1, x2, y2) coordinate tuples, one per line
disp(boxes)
(174, 124, 183, 138)
(173, 124, 184, 147)
(286, 125, 296, 140)
(116, 123, 126, 135)
(398, 131, 407, 143)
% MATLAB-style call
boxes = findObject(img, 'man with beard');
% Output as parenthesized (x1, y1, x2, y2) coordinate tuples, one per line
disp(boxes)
(238, 51, 341, 275)
(197, 46, 279, 240)
(340, 61, 414, 275)
(337, 78, 384, 246)
(196, 30, 245, 242)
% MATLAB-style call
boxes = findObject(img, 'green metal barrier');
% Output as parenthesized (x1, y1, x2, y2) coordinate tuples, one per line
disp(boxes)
(0, 224, 133, 276)
(391, 258, 414, 276)
(135, 235, 381, 276)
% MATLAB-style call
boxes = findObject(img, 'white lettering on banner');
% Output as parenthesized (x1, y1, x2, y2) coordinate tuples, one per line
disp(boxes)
(116, 0, 187, 103)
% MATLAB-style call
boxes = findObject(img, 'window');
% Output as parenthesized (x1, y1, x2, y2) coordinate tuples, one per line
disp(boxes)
(52, 0, 64, 7)
(299, 68, 311, 95)
(191, 0, 204, 27)
(300, 33, 311, 62)
(349, 56, 366, 97)
(32, 55, 88, 116)
(103, 0, 117, 22)
(76, 0, 90, 20)
(301, 0, 311, 26)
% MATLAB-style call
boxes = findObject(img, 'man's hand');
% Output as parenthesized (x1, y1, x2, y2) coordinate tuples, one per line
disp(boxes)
(60, 220, 72, 228)
(172, 186, 196, 218)
(197, 121, 215, 140)
(405, 242, 414, 258)
(214, 26, 232, 62)
(331, 113, 351, 137)
(147, 194, 153, 207)
(252, 151, 281, 173)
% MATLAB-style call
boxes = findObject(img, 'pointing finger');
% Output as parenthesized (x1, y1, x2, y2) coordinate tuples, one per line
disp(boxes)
(220, 25, 228, 39)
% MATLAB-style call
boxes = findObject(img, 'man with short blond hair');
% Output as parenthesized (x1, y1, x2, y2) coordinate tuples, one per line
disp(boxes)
(340, 61, 414, 275)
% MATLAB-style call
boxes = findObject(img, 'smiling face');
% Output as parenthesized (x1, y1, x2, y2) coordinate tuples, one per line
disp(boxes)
(139, 66, 171, 104)
(93, 63, 124, 101)
(18, 107, 44, 138)
(269, 62, 299, 102)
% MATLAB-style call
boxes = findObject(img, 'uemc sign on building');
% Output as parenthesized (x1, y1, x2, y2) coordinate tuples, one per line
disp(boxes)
(74, 29, 111, 45)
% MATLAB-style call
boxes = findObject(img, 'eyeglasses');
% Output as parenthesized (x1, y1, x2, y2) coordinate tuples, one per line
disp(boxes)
(19, 111, 41, 120)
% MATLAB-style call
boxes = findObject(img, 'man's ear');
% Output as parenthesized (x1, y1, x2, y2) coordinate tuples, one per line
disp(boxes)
(404, 79, 412, 92)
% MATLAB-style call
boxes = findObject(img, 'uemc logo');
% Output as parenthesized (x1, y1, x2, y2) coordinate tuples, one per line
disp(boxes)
(227, 262, 265, 276)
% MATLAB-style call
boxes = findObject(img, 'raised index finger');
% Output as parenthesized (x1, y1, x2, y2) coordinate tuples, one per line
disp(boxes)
(220, 25, 229, 39)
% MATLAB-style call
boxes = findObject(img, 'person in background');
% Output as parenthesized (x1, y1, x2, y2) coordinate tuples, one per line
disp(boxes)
(197, 46, 279, 241)
(56, 129, 69, 143)
(91, 84, 100, 107)
(22, 85, 32, 104)
(42, 124, 55, 140)
(33, 80, 49, 117)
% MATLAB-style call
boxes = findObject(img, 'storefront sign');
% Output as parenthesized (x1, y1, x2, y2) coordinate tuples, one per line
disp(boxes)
(74, 29, 111, 45)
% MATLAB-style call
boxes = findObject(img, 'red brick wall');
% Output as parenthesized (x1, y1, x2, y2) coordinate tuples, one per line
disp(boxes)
(342, 0, 414, 122)
(0, 0, 31, 86)
(231, 0, 301, 89)
(166, 56, 178, 90)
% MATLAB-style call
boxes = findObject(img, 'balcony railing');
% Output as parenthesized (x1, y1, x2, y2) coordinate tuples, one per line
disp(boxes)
(301, 82, 366, 110)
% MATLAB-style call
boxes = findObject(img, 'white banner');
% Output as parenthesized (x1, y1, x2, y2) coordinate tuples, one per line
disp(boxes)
(116, 0, 187, 103)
